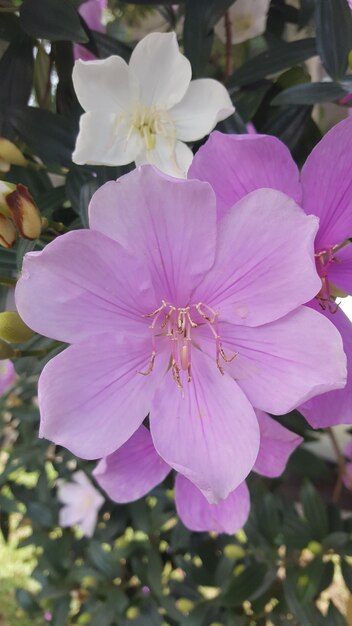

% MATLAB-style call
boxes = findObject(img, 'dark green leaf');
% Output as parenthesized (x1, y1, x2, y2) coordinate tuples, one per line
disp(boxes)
(283, 570, 321, 626)
(228, 39, 317, 89)
(26, 501, 56, 527)
(341, 559, 352, 592)
(15, 589, 40, 614)
(51, 596, 71, 626)
(300, 481, 328, 541)
(183, 0, 214, 77)
(315, 0, 352, 80)
(91, 31, 132, 61)
(221, 563, 268, 607)
(87, 541, 120, 579)
(0, 39, 33, 110)
(7, 106, 77, 166)
(20, 0, 88, 43)
(272, 82, 348, 105)
(326, 602, 348, 626)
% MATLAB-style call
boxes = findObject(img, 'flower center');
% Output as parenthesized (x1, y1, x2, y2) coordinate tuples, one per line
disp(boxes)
(129, 105, 176, 152)
(235, 14, 253, 34)
(139, 301, 237, 394)
(315, 239, 350, 313)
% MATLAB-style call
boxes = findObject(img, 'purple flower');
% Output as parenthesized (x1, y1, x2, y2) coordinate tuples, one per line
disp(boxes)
(15, 167, 345, 503)
(74, 0, 107, 62)
(189, 119, 352, 428)
(94, 412, 302, 534)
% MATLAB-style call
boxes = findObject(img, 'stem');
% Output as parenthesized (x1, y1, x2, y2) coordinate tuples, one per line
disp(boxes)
(224, 11, 233, 79)
(13, 341, 62, 359)
(328, 427, 346, 504)
(0, 277, 16, 288)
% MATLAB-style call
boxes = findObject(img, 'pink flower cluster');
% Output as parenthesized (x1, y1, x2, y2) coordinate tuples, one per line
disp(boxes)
(15, 117, 352, 533)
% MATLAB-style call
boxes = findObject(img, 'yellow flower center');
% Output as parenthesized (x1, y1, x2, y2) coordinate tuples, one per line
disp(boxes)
(129, 105, 176, 151)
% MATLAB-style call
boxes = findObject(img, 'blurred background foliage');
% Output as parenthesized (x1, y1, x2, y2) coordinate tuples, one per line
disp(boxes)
(0, 0, 352, 624)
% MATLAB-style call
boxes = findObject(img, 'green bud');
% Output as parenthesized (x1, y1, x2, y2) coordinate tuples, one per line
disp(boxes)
(0, 311, 34, 343)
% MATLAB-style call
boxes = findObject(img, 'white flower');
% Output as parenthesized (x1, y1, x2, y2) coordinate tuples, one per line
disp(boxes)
(72, 32, 234, 177)
(57, 471, 104, 537)
(215, 0, 271, 45)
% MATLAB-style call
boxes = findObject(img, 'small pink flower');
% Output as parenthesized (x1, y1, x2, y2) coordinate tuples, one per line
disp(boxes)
(0, 360, 16, 395)
(57, 471, 104, 537)
(94, 413, 302, 534)
(189, 118, 352, 428)
(16, 167, 345, 503)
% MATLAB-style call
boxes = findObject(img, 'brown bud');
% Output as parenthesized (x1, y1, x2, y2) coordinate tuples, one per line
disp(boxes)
(0, 213, 16, 248)
(6, 184, 42, 240)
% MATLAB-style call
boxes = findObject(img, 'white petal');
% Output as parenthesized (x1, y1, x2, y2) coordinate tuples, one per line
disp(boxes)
(129, 32, 191, 108)
(72, 56, 130, 112)
(73, 111, 142, 166)
(170, 79, 234, 142)
(59, 504, 82, 527)
(79, 509, 99, 537)
(135, 136, 193, 178)
(215, 0, 270, 45)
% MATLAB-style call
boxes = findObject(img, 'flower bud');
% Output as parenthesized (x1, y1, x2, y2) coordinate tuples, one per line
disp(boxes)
(0, 213, 16, 248)
(0, 311, 34, 343)
(6, 184, 42, 240)
(0, 138, 27, 172)
(0, 339, 15, 359)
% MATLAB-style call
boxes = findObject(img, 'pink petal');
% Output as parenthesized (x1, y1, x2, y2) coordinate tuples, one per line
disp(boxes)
(38, 336, 168, 459)
(253, 410, 302, 477)
(150, 349, 259, 504)
(15, 229, 154, 343)
(188, 131, 301, 219)
(89, 166, 217, 306)
(175, 474, 250, 534)
(328, 245, 352, 295)
(194, 188, 320, 327)
(301, 118, 352, 249)
(94, 426, 171, 503)
(299, 301, 352, 428)
(0, 360, 16, 395)
(214, 306, 346, 415)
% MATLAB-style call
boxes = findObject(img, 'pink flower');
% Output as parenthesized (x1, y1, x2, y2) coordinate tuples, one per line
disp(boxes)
(189, 118, 352, 428)
(57, 470, 104, 537)
(74, 0, 107, 62)
(94, 412, 302, 534)
(15, 167, 345, 503)
(0, 360, 16, 395)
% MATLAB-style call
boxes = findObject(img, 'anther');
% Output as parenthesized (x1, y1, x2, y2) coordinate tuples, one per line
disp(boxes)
(219, 345, 238, 363)
(138, 351, 156, 376)
(216, 357, 225, 376)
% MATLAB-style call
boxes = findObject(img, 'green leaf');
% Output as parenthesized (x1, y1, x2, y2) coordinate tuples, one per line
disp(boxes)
(7, 106, 76, 166)
(300, 481, 328, 541)
(227, 39, 317, 89)
(20, 0, 88, 43)
(221, 563, 268, 607)
(283, 570, 322, 626)
(341, 559, 352, 592)
(315, 0, 352, 80)
(26, 501, 56, 527)
(15, 589, 40, 614)
(183, 0, 214, 78)
(272, 82, 348, 105)
(87, 541, 120, 579)
(326, 602, 348, 626)
(0, 39, 34, 111)
(91, 31, 132, 61)
(51, 596, 71, 626)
